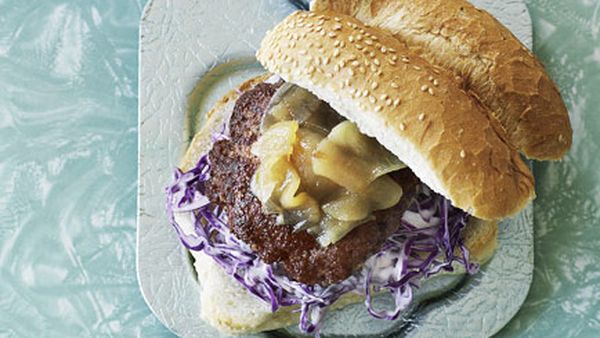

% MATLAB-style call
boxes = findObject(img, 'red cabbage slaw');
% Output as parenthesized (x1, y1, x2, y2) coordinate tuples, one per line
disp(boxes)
(166, 155, 477, 335)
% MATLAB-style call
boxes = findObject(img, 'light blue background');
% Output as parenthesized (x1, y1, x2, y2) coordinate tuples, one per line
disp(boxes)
(0, 0, 598, 337)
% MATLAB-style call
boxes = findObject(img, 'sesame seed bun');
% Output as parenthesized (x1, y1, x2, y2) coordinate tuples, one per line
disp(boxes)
(312, 0, 573, 161)
(256, 10, 535, 220)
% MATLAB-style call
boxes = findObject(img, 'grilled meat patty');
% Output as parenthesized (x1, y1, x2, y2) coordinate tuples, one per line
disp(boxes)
(206, 81, 419, 285)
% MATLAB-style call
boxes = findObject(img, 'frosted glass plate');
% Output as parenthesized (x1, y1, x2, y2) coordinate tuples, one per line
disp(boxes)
(137, 0, 534, 337)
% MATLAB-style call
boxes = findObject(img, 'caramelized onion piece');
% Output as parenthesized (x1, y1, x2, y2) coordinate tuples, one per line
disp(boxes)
(317, 215, 370, 247)
(251, 121, 321, 226)
(251, 121, 298, 159)
(312, 121, 405, 192)
(291, 128, 338, 199)
(262, 83, 343, 133)
(365, 176, 403, 210)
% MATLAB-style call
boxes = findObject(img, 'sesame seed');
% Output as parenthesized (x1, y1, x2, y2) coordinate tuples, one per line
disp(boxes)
(421, 85, 429, 92)
(319, 31, 325, 36)
(413, 65, 422, 70)
(428, 76, 434, 81)
(373, 59, 380, 66)
(418, 113, 425, 121)
(365, 39, 373, 45)
(344, 79, 351, 87)
(371, 35, 379, 41)
(400, 123, 406, 131)
(362, 89, 369, 97)
(334, 16, 341, 22)
(356, 44, 363, 50)
(371, 82, 379, 89)
(351, 60, 360, 67)
(340, 41, 346, 48)
(380, 94, 389, 101)
(433, 79, 439, 86)
(317, 19, 325, 25)
(334, 23, 342, 30)
(369, 51, 375, 58)
(333, 48, 340, 57)
(375, 105, 383, 112)
(392, 55, 398, 61)
(393, 98, 401, 106)
(388, 59, 397, 65)
(385, 98, 393, 106)
(428, 88, 434, 95)
(460, 150, 466, 158)
(334, 40, 341, 47)
(391, 82, 399, 88)
(299, 50, 307, 55)
(308, 66, 315, 73)
(369, 96, 376, 103)
(334, 64, 340, 72)
(315, 26, 323, 32)
(326, 72, 334, 78)
(370, 64, 377, 72)
(323, 57, 330, 65)
(328, 32, 337, 38)
(356, 34, 363, 41)
(389, 47, 396, 53)
(349, 88, 356, 94)
(402, 57, 410, 63)
(358, 66, 366, 74)
(381, 46, 387, 53)
(349, 36, 355, 42)
(348, 68, 355, 76)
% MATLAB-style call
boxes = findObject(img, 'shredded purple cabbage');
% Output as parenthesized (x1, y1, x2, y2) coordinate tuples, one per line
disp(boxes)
(166, 155, 477, 335)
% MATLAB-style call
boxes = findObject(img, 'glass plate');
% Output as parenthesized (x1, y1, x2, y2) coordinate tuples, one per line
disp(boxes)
(137, 0, 534, 337)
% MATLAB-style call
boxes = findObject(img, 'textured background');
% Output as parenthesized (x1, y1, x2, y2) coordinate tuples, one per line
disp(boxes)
(0, 0, 598, 337)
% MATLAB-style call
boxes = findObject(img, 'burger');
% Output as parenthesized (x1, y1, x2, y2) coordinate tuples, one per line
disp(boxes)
(166, 4, 571, 336)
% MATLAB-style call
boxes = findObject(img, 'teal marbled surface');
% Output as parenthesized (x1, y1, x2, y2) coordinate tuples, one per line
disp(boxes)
(0, 0, 598, 337)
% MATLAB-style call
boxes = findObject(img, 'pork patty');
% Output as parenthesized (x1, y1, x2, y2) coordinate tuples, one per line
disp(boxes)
(206, 81, 419, 285)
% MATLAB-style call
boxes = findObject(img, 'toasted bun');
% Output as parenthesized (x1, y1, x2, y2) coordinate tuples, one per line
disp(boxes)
(180, 76, 498, 333)
(311, 0, 572, 160)
(256, 11, 534, 220)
